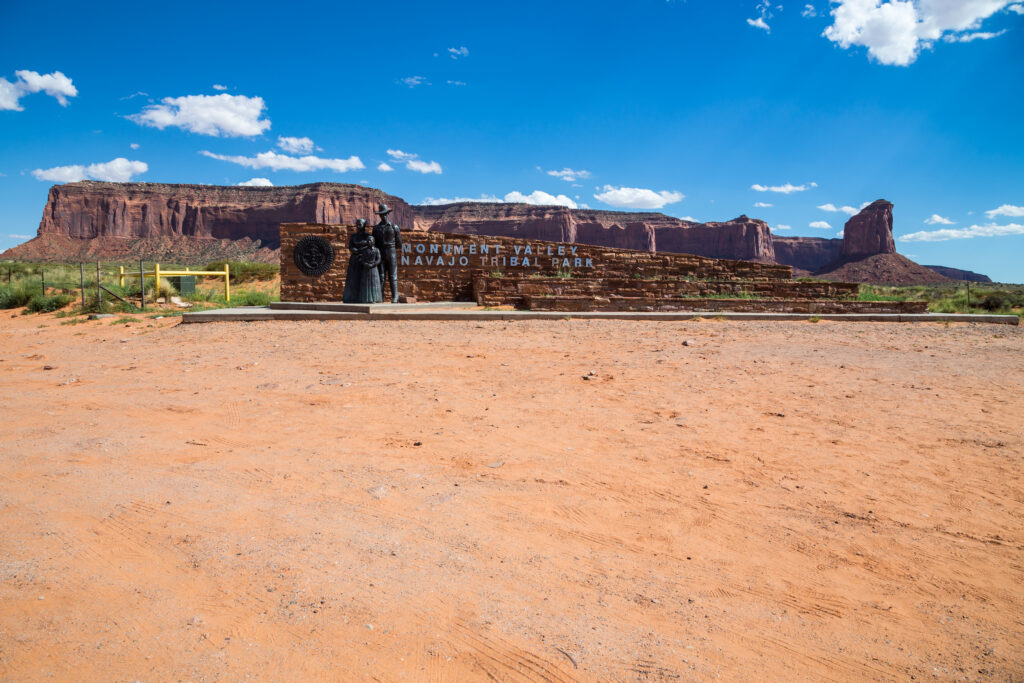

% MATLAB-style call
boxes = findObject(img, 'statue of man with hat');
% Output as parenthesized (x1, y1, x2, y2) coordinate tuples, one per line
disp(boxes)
(373, 203, 403, 303)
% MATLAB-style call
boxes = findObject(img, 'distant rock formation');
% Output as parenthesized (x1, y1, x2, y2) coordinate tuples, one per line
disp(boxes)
(773, 236, 842, 273)
(813, 201, 948, 284)
(415, 204, 776, 263)
(839, 199, 896, 259)
(34, 181, 414, 248)
(651, 215, 776, 263)
(923, 266, 992, 283)
(0, 183, 975, 285)
(10, 182, 777, 265)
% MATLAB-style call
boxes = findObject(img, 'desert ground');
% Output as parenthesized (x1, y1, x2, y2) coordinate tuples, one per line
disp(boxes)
(0, 312, 1021, 681)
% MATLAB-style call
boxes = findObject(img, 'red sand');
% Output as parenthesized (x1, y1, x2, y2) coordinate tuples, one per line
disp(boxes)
(1, 312, 1021, 680)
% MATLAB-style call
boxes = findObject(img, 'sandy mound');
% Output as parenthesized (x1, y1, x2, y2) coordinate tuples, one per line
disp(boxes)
(815, 252, 950, 285)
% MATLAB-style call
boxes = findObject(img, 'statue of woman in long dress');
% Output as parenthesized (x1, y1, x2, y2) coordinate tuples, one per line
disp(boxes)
(342, 219, 383, 303)
(358, 239, 383, 303)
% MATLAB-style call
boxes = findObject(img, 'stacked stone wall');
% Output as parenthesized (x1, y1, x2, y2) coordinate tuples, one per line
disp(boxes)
(281, 223, 793, 303)
(473, 275, 859, 307)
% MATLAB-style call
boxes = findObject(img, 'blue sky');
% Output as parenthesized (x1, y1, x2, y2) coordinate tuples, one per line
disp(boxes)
(2, 0, 1022, 281)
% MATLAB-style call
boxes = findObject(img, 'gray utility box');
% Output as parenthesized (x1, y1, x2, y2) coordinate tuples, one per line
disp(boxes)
(166, 276, 196, 295)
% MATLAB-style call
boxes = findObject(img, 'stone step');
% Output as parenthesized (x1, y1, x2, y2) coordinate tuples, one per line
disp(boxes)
(523, 295, 928, 315)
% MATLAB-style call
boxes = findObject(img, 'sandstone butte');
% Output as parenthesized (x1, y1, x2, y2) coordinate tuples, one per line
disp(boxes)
(4, 181, 959, 284)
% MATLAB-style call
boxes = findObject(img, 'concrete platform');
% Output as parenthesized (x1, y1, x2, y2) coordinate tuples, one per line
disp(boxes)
(182, 305, 1020, 325)
(269, 301, 477, 312)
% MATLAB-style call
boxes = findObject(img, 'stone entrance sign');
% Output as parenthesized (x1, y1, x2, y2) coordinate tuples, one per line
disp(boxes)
(280, 222, 791, 303)
(401, 240, 595, 270)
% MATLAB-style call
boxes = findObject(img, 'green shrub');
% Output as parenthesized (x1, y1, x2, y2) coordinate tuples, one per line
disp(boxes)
(238, 290, 271, 306)
(78, 298, 138, 315)
(980, 292, 1013, 311)
(26, 293, 75, 313)
(0, 282, 39, 309)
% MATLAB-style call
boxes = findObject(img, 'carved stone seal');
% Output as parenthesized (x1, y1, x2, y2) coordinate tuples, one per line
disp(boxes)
(293, 235, 335, 276)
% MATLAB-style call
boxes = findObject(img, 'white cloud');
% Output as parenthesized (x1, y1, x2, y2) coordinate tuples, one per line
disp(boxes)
(818, 202, 859, 215)
(680, 216, 699, 222)
(386, 149, 417, 162)
(407, 159, 443, 174)
(544, 167, 592, 182)
(32, 157, 148, 183)
(1008, 2, 1024, 13)
(506, 191, 578, 208)
(775, 224, 793, 231)
(0, 79, 21, 110)
(593, 185, 684, 209)
(809, 220, 833, 229)
(448, 46, 470, 59)
(129, 94, 271, 137)
(9, 234, 33, 240)
(200, 150, 364, 172)
(985, 204, 1024, 218)
(377, 162, 394, 172)
(277, 136, 315, 154)
(924, 213, 954, 224)
(803, 4, 818, 17)
(748, 0, 774, 31)
(900, 222, 1024, 241)
(0, 69, 78, 111)
(754, 201, 773, 207)
(752, 182, 816, 194)
(399, 76, 427, 88)
(129, 143, 140, 150)
(212, 84, 228, 91)
(423, 192, 577, 207)
(837, 229, 845, 237)
(824, 0, 1014, 67)
(421, 195, 503, 205)
(238, 177, 273, 187)
(944, 29, 1007, 41)
(747, 16, 771, 31)
(14, 70, 78, 106)
(447, 80, 467, 86)
(386, 149, 442, 174)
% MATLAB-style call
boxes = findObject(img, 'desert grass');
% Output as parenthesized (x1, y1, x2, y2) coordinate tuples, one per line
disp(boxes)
(858, 283, 1024, 318)
(0, 259, 281, 316)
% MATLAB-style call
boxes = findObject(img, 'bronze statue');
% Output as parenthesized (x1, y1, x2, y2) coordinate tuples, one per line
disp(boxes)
(373, 203, 403, 303)
(342, 219, 383, 303)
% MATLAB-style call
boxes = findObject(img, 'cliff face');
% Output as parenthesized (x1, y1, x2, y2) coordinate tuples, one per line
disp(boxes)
(29, 183, 777, 263)
(840, 199, 896, 259)
(17, 183, 911, 274)
(774, 236, 843, 273)
(654, 216, 775, 263)
(36, 181, 413, 249)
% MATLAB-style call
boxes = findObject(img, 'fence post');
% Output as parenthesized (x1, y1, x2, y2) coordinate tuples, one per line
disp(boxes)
(96, 261, 102, 305)
(79, 263, 85, 309)
(139, 260, 145, 309)
(119, 266, 125, 288)
(154, 262, 161, 298)
(40, 267, 45, 294)
(224, 263, 231, 302)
